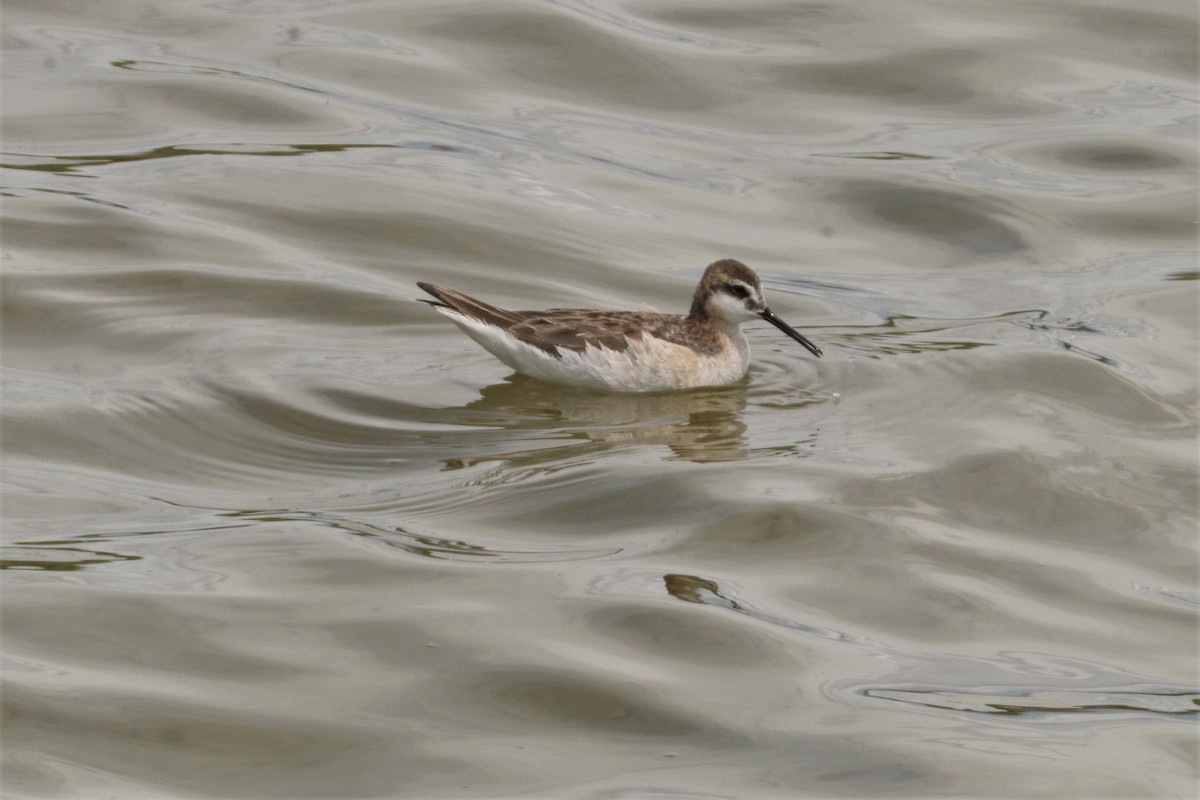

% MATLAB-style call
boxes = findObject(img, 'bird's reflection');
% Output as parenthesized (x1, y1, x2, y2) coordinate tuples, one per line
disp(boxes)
(440, 372, 753, 466)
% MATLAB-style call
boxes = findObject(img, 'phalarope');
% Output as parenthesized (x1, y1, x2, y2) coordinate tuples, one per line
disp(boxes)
(418, 258, 822, 392)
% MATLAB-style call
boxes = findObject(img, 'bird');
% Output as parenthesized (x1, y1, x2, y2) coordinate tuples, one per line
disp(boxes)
(417, 258, 822, 392)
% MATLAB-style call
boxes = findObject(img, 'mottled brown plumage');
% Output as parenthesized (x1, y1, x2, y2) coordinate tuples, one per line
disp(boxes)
(417, 259, 821, 391)
(418, 286, 722, 357)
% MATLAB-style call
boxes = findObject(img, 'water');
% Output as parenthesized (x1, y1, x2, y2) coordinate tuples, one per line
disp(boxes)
(3, 1, 1197, 797)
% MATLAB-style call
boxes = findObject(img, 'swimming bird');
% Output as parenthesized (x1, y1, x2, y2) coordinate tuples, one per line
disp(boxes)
(417, 258, 822, 392)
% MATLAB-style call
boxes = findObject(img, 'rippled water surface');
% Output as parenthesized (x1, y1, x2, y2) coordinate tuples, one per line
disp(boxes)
(3, 1, 1198, 797)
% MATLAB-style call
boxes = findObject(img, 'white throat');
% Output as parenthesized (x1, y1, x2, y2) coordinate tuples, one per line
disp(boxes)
(707, 287, 762, 324)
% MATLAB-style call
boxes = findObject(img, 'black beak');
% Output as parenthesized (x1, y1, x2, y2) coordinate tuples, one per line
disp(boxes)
(760, 308, 822, 357)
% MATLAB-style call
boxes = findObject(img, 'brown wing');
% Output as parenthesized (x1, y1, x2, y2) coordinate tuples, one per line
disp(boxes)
(508, 309, 665, 354)
(419, 283, 693, 357)
(417, 283, 527, 331)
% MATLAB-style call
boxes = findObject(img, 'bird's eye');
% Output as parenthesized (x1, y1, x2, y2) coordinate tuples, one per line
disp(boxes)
(728, 283, 750, 299)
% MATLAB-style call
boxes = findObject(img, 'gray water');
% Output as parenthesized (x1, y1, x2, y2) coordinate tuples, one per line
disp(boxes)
(3, 1, 1198, 798)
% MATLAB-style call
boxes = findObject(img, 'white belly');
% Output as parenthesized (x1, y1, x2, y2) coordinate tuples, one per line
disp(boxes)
(437, 309, 750, 392)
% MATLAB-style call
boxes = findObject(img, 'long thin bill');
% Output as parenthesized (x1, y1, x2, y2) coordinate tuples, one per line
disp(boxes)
(760, 308, 822, 357)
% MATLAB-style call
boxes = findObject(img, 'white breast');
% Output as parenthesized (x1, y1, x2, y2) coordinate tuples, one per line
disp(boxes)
(434, 308, 750, 392)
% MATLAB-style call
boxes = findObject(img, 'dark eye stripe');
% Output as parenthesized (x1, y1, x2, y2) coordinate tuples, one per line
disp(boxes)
(728, 284, 750, 299)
